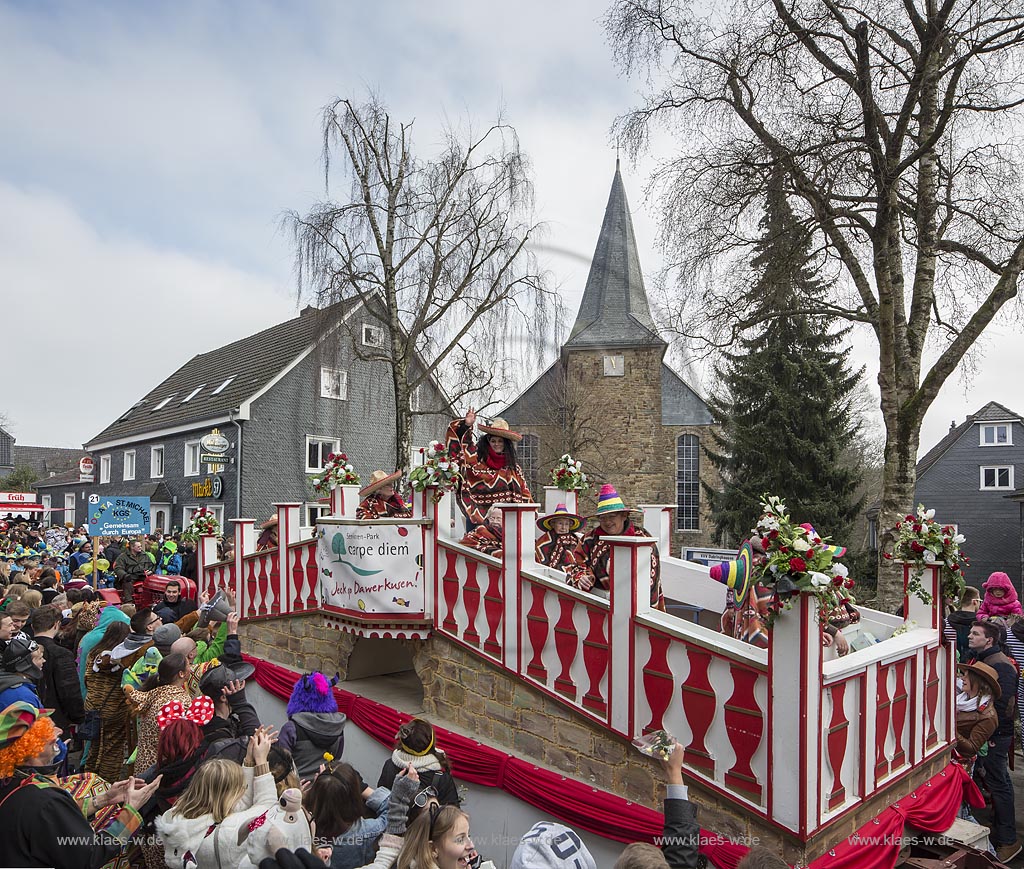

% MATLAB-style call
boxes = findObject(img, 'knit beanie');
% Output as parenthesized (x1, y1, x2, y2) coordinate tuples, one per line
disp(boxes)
(509, 822, 597, 869)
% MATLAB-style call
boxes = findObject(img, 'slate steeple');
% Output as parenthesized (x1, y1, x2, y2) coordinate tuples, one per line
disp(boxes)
(564, 161, 666, 351)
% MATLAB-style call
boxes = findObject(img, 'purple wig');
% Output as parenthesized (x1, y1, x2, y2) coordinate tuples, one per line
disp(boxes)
(286, 671, 339, 716)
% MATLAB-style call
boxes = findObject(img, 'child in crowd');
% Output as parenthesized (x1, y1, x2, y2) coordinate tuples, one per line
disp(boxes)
(378, 718, 460, 807)
(977, 571, 1023, 620)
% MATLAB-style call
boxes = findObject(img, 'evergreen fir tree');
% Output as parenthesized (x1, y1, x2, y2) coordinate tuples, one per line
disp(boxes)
(706, 174, 864, 544)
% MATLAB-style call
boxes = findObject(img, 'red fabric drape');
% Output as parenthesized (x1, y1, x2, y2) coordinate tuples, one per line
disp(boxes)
(246, 656, 979, 868)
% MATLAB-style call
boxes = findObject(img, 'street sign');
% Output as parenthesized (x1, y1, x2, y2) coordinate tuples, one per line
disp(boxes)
(683, 546, 736, 564)
(87, 495, 151, 537)
(79, 457, 95, 474)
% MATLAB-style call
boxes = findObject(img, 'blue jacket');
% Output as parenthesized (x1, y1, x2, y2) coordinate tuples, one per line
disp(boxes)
(329, 787, 390, 869)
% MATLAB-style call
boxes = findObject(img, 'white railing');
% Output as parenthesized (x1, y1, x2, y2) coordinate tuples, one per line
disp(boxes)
(200, 488, 952, 843)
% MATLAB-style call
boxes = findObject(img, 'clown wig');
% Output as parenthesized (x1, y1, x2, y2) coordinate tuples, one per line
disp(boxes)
(0, 716, 57, 778)
(286, 671, 338, 716)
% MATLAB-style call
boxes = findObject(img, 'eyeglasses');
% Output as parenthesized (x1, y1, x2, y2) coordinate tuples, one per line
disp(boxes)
(413, 786, 438, 808)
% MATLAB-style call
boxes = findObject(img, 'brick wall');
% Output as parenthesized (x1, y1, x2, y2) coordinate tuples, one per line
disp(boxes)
(509, 348, 721, 554)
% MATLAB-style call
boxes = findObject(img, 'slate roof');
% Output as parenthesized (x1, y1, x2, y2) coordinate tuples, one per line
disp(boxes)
(564, 162, 666, 350)
(33, 468, 82, 488)
(917, 400, 1023, 477)
(86, 300, 358, 448)
(12, 445, 82, 478)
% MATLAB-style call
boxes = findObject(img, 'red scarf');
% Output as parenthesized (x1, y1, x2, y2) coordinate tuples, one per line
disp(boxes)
(592, 522, 637, 538)
(485, 452, 507, 470)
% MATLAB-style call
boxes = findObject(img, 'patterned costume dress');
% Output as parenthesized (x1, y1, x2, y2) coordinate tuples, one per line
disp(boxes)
(124, 682, 192, 773)
(356, 492, 412, 520)
(445, 419, 531, 526)
(459, 523, 503, 557)
(535, 530, 593, 586)
(580, 522, 664, 609)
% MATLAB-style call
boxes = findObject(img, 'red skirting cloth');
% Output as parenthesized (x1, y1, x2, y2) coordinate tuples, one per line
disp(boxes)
(246, 656, 979, 868)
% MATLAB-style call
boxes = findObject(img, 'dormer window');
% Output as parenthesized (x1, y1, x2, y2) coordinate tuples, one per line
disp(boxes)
(152, 394, 177, 411)
(980, 423, 1012, 446)
(211, 377, 235, 395)
(181, 385, 205, 403)
(362, 324, 385, 348)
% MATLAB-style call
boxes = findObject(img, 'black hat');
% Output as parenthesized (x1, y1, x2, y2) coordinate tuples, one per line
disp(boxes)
(2, 637, 42, 681)
(199, 660, 255, 696)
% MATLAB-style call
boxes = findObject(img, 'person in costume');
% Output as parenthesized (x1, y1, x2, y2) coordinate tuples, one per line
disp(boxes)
(579, 484, 663, 610)
(445, 408, 531, 528)
(458, 505, 504, 557)
(277, 671, 347, 781)
(357, 471, 413, 520)
(0, 701, 161, 869)
(534, 504, 592, 586)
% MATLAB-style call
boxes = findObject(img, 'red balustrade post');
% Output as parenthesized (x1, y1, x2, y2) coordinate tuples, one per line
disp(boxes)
(499, 502, 540, 673)
(231, 518, 255, 618)
(902, 562, 943, 631)
(197, 534, 219, 596)
(542, 486, 578, 514)
(274, 503, 302, 616)
(638, 504, 675, 558)
(329, 484, 360, 518)
(767, 592, 823, 837)
(606, 534, 653, 737)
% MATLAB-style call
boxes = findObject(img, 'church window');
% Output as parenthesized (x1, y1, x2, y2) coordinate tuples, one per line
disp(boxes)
(676, 434, 700, 531)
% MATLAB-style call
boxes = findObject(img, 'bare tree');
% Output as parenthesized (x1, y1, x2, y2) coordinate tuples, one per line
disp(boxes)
(289, 96, 560, 468)
(606, 0, 1024, 608)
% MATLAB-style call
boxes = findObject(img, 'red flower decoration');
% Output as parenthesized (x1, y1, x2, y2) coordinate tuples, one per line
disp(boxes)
(788, 556, 807, 573)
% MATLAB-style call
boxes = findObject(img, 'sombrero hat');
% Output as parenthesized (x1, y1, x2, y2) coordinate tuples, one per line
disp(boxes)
(360, 470, 402, 498)
(537, 503, 583, 533)
(709, 541, 755, 610)
(591, 484, 637, 517)
(957, 661, 1001, 700)
(477, 418, 523, 443)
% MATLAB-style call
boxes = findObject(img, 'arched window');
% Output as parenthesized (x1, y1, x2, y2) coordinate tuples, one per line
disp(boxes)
(520, 434, 540, 497)
(676, 434, 700, 531)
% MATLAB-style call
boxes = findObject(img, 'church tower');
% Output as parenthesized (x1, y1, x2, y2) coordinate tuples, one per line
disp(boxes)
(504, 163, 716, 553)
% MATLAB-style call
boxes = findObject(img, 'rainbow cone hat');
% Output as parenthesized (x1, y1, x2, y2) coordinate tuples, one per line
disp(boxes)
(593, 483, 630, 516)
(709, 541, 755, 609)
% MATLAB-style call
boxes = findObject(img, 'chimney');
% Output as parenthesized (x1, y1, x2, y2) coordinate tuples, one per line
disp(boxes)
(949, 420, 956, 432)
(300, 304, 319, 317)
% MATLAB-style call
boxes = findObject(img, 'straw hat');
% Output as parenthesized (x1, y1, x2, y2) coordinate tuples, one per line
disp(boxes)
(477, 418, 523, 443)
(360, 470, 402, 498)
(537, 504, 583, 533)
(957, 661, 1001, 700)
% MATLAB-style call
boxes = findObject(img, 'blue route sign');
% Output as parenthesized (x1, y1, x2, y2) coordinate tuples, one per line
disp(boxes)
(87, 494, 151, 537)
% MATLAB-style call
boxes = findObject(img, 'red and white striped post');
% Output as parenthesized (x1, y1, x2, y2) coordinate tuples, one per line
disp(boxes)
(329, 484, 360, 518)
(607, 534, 654, 736)
(274, 503, 302, 615)
(499, 502, 540, 672)
(231, 518, 255, 618)
(197, 534, 219, 597)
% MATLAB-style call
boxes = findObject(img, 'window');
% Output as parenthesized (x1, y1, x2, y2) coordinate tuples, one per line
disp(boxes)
(185, 441, 201, 477)
(181, 385, 205, 403)
(320, 367, 348, 400)
(151, 445, 165, 478)
(183, 504, 224, 529)
(123, 450, 136, 481)
(211, 377, 235, 395)
(41, 495, 51, 521)
(980, 466, 1014, 490)
(520, 434, 540, 497)
(676, 434, 700, 531)
(980, 424, 1012, 446)
(362, 324, 385, 348)
(64, 493, 75, 526)
(99, 454, 111, 484)
(305, 504, 331, 528)
(152, 394, 177, 411)
(410, 385, 422, 413)
(410, 446, 426, 467)
(154, 509, 168, 533)
(306, 436, 340, 473)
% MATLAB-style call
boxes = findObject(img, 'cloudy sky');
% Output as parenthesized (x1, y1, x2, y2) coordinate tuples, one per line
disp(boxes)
(2, 0, 1021, 458)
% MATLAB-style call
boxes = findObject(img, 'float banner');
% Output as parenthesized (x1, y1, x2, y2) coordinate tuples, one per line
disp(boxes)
(317, 523, 424, 616)
(87, 495, 151, 537)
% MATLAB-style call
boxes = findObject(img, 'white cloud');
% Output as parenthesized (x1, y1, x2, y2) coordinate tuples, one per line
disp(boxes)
(0, 181, 294, 446)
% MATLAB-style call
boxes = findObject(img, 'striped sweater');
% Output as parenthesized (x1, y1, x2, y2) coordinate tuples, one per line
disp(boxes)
(445, 419, 532, 525)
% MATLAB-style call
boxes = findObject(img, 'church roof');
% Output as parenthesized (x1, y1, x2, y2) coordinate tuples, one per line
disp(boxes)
(564, 162, 666, 351)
